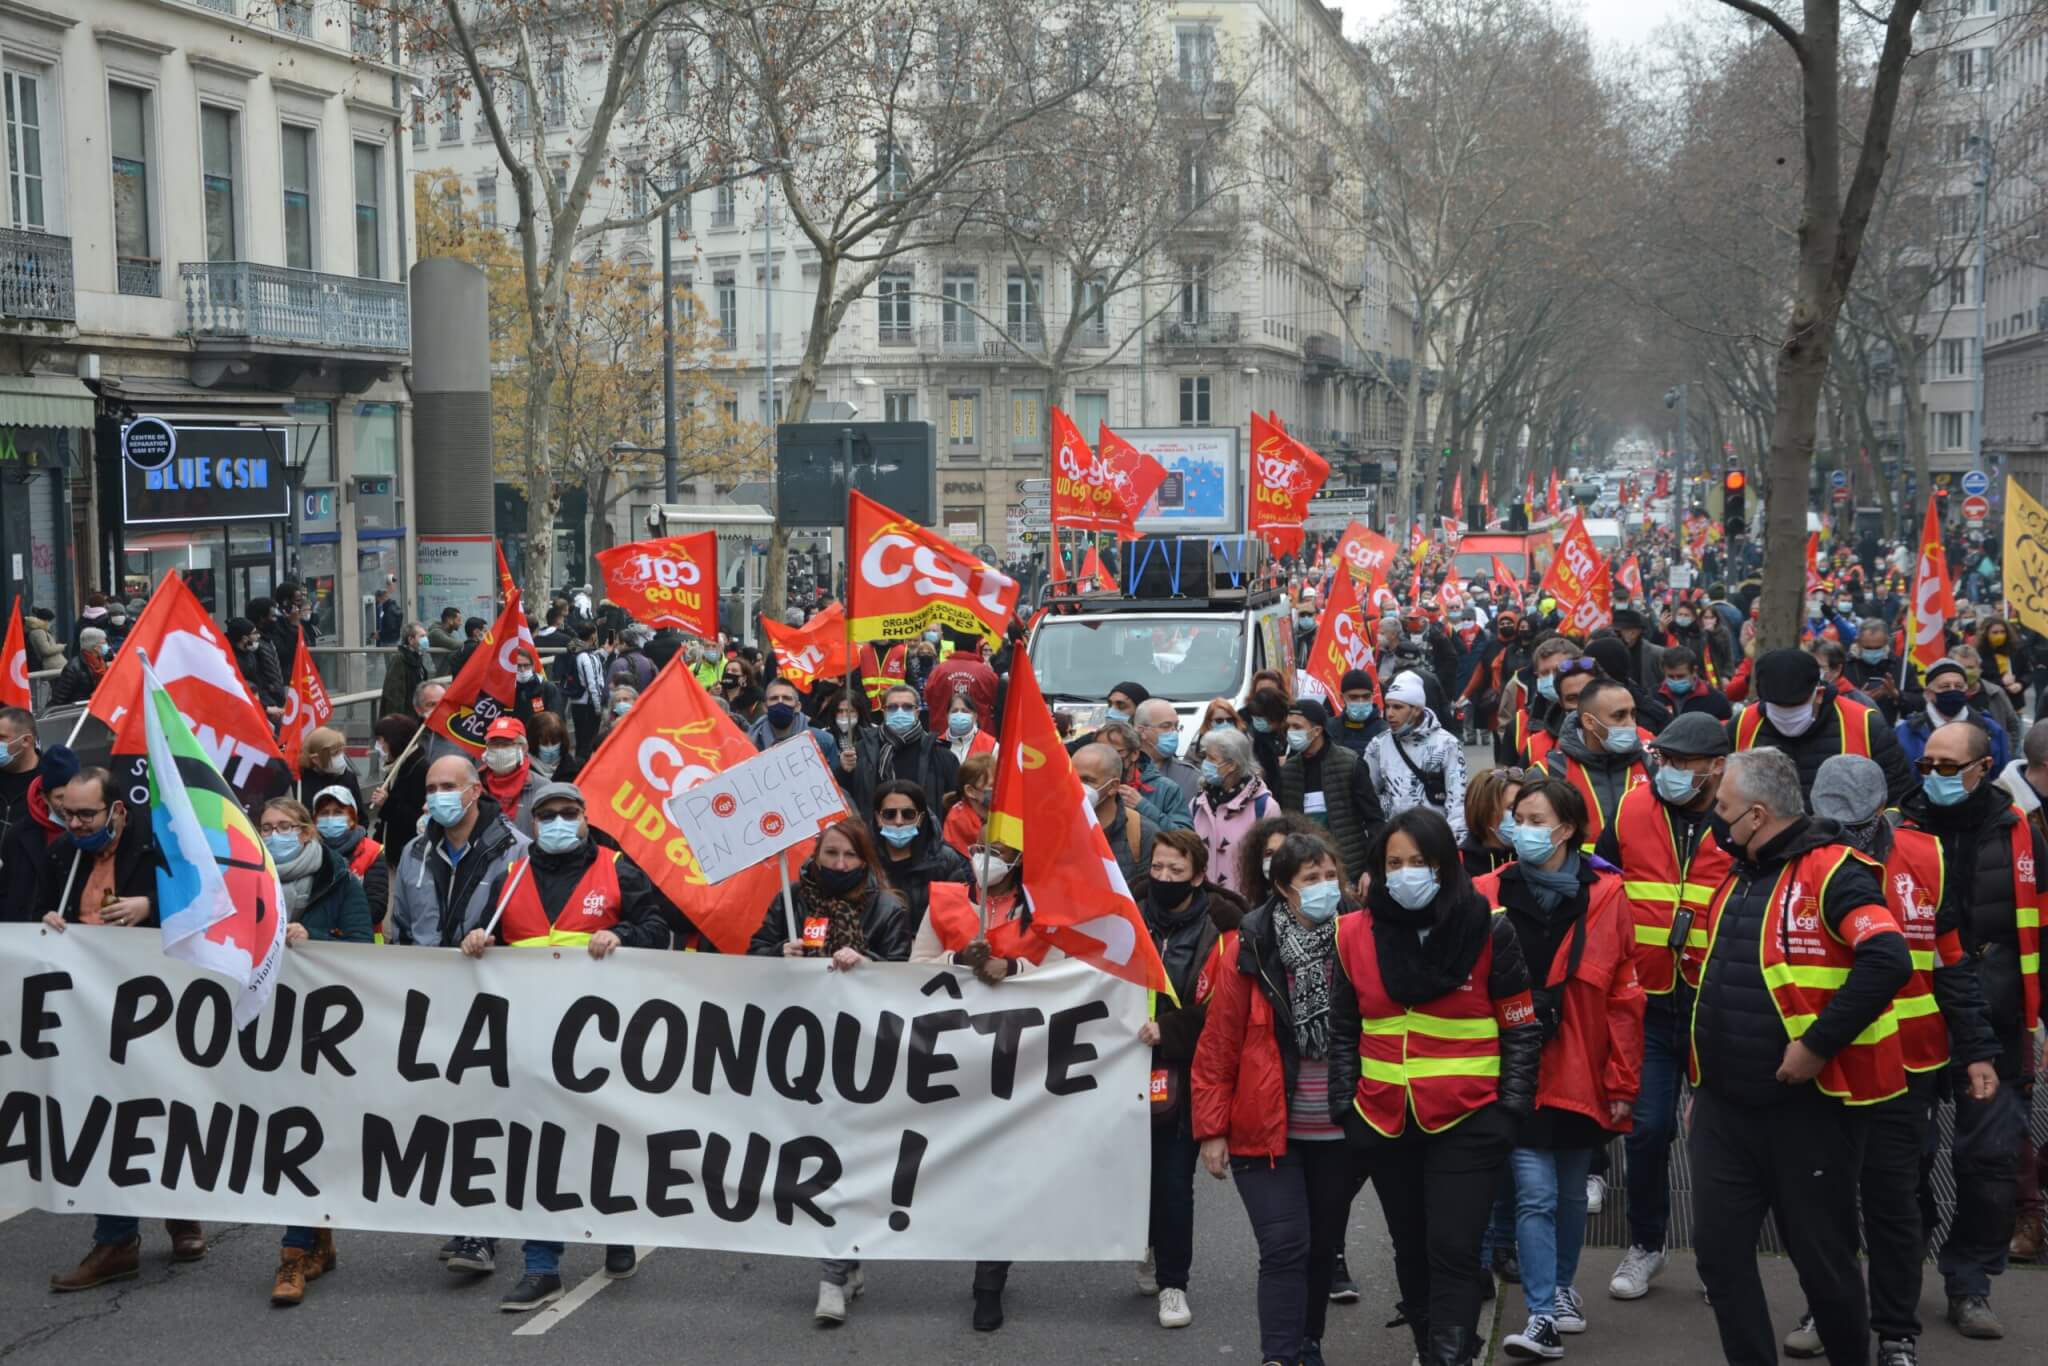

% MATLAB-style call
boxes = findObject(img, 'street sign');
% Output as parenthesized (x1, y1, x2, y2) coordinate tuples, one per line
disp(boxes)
(1020, 495, 1051, 514)
(1960, 469, 1989, 497)
(1831, 487, 1850, 504)
(1829, 469, 1848, 489)
(1018, 478, 1052, 496)
(1962, 493, 1990, 521)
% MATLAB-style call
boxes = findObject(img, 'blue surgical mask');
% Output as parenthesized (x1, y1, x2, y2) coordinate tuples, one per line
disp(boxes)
(1923, 772, 1970, 807)
(1105, 707, 1131, 725)
(1285, 728, 1310, 754)
(1385, 866, 1439, 910)
(884, 708, 918, 736)
(316, 816, 352, 843)
(1295, 879, 1343, 923)
(535, 815, 582, 853)
(71, 824, 114, 853)
(1537, 674, 1558, 701)
(1157, 731, 1182, 758)
(538, 744, 562, 765)
(264, 832, 304, 863)
(1200, 760, 1222, 785)
(879, 822, 919, 848)
(1209, 721, 1234, 734)
(1511, 823, 1558, 865)
(425, 791, 469, 827)
(1345, 701, 1374, 723)
(948, 711, 973, 737)
(924, 629, 942, 643)
(613, 701, 633, 717)
(1859, 647, 1888, 664)
(1251, 716, 1273, 734)
(1602, 723, 1640, 755)
(1497, 814, 1518, 847)
(1666, 676, 1695, 695)
(1653, 764, 1699, 804)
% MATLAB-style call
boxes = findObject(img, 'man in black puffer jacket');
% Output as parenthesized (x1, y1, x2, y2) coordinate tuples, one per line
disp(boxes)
(1731, 648, 1917, 805)
(1689, 747, 1913, 1366)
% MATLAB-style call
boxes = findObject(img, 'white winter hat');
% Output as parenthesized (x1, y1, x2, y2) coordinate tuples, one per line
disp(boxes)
(1385, 672, 1427, 708)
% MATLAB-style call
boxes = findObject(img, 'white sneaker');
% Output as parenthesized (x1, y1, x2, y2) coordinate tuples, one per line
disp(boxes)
(847, 1264, 865, 1298)
(1608, 1245, 1666, 1300)
(1554, 1286, 1586, 1334)
(1157, 1286, 1192, 1329)
(1136, 1245, 1158, 1296)
(1584, 1174, 1606, 1214)
(814, 1280, 848, 1324)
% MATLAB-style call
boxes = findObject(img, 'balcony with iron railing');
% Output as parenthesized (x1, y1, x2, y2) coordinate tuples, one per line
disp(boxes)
(919, 322, 986, 355)
(1004, 318, 1045, 347)
(0, 228, 75, 325)
(1173, 193, 1241, 234)
(1304, 332, 1343, 373)
(180, 262, 410, 354)
(1159, 76, 1238, 120)
(1158, 312, 1241, 346)
(118, 257, 161, 298)
(276, 0, 313, 36)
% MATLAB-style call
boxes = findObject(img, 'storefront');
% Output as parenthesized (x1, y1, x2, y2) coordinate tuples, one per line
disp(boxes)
(0, 373, 89, 633)
(115, 414, 293, 619)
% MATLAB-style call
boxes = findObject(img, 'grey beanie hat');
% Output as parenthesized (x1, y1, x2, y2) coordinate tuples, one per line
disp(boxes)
(1810, 754, 1885, 828)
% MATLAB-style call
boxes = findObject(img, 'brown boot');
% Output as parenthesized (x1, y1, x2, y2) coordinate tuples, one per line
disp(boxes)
(2012, 1212, 2044, 1261)
(271, 1248, 308, 1306)
(50, 1239, 140, 1293)
(165, 1220, 206, 1262)
(306, 1229, 336, 1279)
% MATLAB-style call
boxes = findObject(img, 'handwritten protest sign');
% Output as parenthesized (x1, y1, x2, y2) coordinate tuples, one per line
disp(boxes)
(667, 734, 849, 886)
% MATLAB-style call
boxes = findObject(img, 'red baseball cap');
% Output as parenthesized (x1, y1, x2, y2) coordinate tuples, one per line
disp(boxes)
(484, 717, 525, 744)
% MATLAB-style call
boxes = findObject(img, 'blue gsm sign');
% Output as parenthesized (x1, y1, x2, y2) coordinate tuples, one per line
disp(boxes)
(122, 422, 292, 526)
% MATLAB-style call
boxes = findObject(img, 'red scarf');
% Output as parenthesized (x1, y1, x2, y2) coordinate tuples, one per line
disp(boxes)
(26, 776, 61, 843)
(481, 753, 532, 809)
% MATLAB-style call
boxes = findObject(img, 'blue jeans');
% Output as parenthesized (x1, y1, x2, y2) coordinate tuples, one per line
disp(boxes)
(282, 1226, 316, 1250)
(524, 1240, 563, 1276)
(1512, 1146, 1594, 1320)
(93, 1215, 139, 1245)
(1624, 1000, 1688, 1251)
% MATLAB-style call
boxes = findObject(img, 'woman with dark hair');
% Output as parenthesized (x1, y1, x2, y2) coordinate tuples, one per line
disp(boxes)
(1462, 767, 1525, 877)
(869, 778, 971, 927)
(368, 713, 425, 869)
(1328, 807, 1541, 1366)
(746, 818, 911, 1326)
(1191, 832, 1361, 1366)
(942, 752, 995, 858)
(1236, 812, 1332, 909)
(1474, 778, 1643, 1360)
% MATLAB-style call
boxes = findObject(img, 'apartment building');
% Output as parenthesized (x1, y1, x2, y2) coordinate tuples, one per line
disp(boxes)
(1985, 1, 2048, 498)
(0, 0, 416, 648)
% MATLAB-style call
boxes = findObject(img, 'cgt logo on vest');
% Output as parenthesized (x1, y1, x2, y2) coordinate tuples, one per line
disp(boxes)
(579, 888, 611, 918)
(1892, 873, 1934, 924)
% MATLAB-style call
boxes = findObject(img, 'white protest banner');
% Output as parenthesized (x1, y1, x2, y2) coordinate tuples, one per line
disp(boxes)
(0, 928, 1148, 1260)
(666, 734, 849, 885)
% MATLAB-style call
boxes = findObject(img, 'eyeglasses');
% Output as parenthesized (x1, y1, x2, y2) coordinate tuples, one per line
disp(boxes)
(258, 822, 304, 836)
(1915, 757, 1983, 777)
(1555, 657, 1602, 676)
(883, 703, 918, 715)
(55, 806, 107, 826)
(876, 806, 921, 823)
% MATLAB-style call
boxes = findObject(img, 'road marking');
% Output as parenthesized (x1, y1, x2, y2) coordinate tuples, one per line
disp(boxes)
(511, 1246, 656, 1336)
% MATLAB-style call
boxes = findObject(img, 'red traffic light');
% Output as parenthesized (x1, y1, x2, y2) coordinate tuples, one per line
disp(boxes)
(1724, 470, 1746, 491)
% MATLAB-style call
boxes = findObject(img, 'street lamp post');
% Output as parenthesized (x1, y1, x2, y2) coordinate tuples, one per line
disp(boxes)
(660, 192, 679, 502)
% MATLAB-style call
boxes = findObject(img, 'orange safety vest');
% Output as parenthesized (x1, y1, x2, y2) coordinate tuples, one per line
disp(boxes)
(346, 837, 383, 881)
(860, 643, 906, 707)
(1525, 724, 1556, 769)
(1537, 747, 1647, 854)
(1334, 909, 1528, 1137)
(1734, 695, 1874, 757)
(924, 879, 1050, 964)
(1689, 843, 1907, 1105)
(1611, 783, 1729, 995)
(498, 850, 623, 948)
(1887, 818, 2040, 1040)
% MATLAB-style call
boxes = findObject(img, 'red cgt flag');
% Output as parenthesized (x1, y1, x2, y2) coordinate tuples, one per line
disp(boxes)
(1805, 532, 1826, 596)
(1050, 410, 1167, 540)
(1335, 521, 1396, 592)
(596, 533, 720, 640)
(987, 645, 1171, 994)
(1545, 470, 1562, 519)
(1305, 559, 1376, 701)
(496, 541, 518, 604)
(422, 592, 538, 750)
(1539, 512, 1603, 616)
(579, 657, 806, 954)
(1248, 413, 1329, 558)
(87, 571, 286, 796)
(1906, 495, 1956, 673)
(846, 490, 1019, 643)
(1079, 543, 1120, 594)
(1616, 557, 1644, 601)
(0, 595, 28, 710)
(760, 602, 852, 692)
(277, 625, 334, 777)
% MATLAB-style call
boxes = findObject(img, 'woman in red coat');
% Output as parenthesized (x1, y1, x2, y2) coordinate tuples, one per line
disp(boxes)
(1477, 776, 1644, 1360)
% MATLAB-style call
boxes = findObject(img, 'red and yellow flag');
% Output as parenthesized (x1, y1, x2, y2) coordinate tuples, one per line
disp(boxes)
(1051, 409, 1166, 540)
(596, 533, 720, 639)
(0, 596, 28, 710)
(277, 626, 334, 777)
(1248, 412, 1329, 558)
(1906, 495, 1956, 673)
(1305, 559, 1376, 700)
(496, 540, 517, 603)
(846, 490, 1019, 643)
(760, 602, 852, 692)
(421, 592, 537, 750)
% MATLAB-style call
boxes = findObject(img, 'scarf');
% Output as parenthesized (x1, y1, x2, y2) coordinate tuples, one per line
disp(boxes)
(1367, 873, 1493, 1005)
(82, 649, 108, 679)
(1273, 907, 1336, 1060)
(481, 753, 532, 810)
(276, 838, 327, 920)
(799, 866, 872, 956)
(1520, 850, 1584, 917)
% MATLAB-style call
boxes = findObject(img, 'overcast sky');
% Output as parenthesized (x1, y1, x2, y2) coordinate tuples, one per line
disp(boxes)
(1347, 0, 1698, 56)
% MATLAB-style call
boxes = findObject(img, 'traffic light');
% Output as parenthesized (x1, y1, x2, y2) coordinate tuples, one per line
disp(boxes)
(1723, 468, 1747, 537)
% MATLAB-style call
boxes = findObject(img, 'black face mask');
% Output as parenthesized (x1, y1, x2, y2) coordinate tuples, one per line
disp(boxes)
(1931, 690, 1968, 719)
(1146, 877, 1194, 914)
(1708, 809, 1743, 860)
(814, 863, 866, 896)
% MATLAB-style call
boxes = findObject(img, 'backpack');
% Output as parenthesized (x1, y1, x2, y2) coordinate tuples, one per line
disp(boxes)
(608, 650, 655, 692)
(554, 646, 587, 701)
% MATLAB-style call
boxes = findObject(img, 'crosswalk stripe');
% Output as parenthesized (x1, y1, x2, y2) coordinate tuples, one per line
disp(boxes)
(510, 1246, 656, 1336)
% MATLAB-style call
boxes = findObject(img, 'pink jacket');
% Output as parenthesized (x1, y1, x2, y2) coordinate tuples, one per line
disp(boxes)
(1193, 777, 1274, 897)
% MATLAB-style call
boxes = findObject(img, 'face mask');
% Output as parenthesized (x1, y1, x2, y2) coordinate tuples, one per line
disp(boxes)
(1105, 707, 1131, 725)
(1345, 701, 1374, 723)
(516, 667, 535, 684)
(1537, 674, 1558, 701)
(1497, 814, 1517, 847)
(1930, 690, 1968, 719)
(767, 702, 799, 730)
(535, 816, 583, 854)
(264, 832, 304, 863)
(1602, 723, 1640, 755)
(1763, 700, 1817, 737)
(1385, 866, 1439, 910)
(426, 791, 470, 827)
(836, 714, 857, 733)
(1200, 760, 1222, 786)
(1511, 823, 1558, 865)
(1963, 668, 1982, 687)
(538, 743, 562, 765)
(374, 743, 390, 765)
(613, 701, 633, 717)
(1082, 780, 1113, 809)
(1285, 729, 1310, 754)
(1923, 771, 1971, 807)
(1835, 603, 1852, 615)
(816, 862, 868, 896)
(1989, 632, 2007, 648)
(1859, 647, 1887, 664)
(1209, 720, 1234, 734)
(1156, 731, 1181, 758)
(324, 753, 349, 775)
(483, 745, 524, 774)
(1295, 879, 1343, 923)
(316, 815, 352, 843)
(970, 851, 1014, 887)
(948, 711, 973, 737)
(1707, 809, 1743, 858)
(878, 822, 920, 849)
(1146, 877, 1193, 913)
(924, 630, 942, 643)
(1654, 764, 1699, 803)
(1261, 855, 1274, 881)
(1674, 613, 1694, 628)
(1666, 675, 1697, 696)
(1251, 716, 1272, 734)
(884, 709, 918, 736)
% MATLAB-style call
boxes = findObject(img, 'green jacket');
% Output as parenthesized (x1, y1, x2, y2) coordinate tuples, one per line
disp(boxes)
(293, 845, 376, 943)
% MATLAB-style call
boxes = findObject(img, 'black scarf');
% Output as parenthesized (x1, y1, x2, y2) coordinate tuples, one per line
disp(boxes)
(1366, 868, 1492, 1005)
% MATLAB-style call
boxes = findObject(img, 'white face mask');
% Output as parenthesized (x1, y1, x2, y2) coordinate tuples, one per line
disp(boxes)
(970, 851, 1015, 888)
(326, 753, 348, 775)
(482, 745, 524, 774)
(1763, 699, 1818, 738)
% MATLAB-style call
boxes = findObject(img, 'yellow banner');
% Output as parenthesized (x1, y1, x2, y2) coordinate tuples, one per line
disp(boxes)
(2006, 476, 2048, 637)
